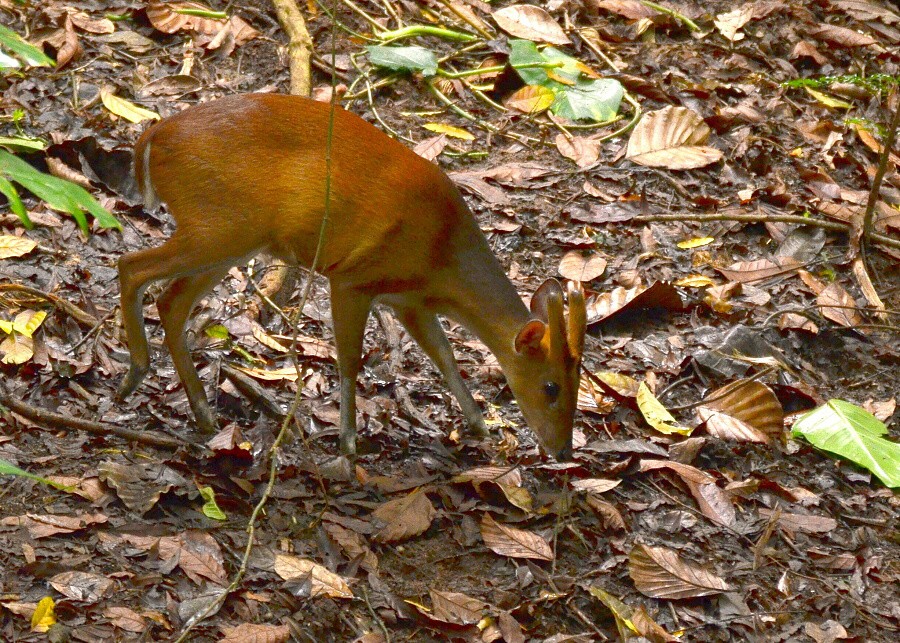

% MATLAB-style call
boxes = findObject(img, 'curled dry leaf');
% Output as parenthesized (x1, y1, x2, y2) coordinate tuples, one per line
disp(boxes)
(372, 488, 436, 543)
(638, 459, 715, 485)
(273, 553, 354, 598)
(480, 513, 553, 561)
(628, 543, 731, 599)
(586, 281, 683, 325)
(146, 1, 259, 45)
(687, 480, 736, 528)
(558, 250, 607, 282)
(492, 5, 570, 45)
(697, 379, 784, 443)
(413, 134, 448, 162)
(626, 106, 723, 170)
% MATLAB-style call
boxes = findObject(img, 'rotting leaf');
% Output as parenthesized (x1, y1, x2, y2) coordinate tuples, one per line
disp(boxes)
(628, 544, 731, 599)
(626, 106, 723, 170)
(480, 513, 553, 561)
(372, 488, 436, 542)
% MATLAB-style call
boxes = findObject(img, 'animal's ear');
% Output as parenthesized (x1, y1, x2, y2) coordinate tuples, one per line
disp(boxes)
(514, 320, 546, 353)
(530, 279, 564, 320)
(566, 281, 586, 360)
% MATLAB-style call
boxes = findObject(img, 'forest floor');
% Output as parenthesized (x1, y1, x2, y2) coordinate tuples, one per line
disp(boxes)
(1, 0, 899, 641)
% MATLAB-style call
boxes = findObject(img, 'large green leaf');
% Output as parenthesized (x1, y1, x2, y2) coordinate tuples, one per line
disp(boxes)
(0, 24, 54, 69)
(366, 45, 438, 77)
(792, 399, 900, 488)
(0, 150, 120, 234)
(508, 40, 623, 122)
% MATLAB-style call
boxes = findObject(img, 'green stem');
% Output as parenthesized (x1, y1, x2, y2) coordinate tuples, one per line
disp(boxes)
(379, 25, 477, 43)
(640, 1, 701, 32)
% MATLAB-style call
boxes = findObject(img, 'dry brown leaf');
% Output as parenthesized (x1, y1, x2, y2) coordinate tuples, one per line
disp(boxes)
(372, 488, 436, 542)
(102, 607, 146, 633)
(810, 23, 876, 47)
(714, 7, 753, 42)
(817, 282, 864, 330)
(577, 376, 617, 414)
(453, 466, 522, 487)
(49, 571, 114, 602)
(430, 590, 487, 625)
(759, 509, 838, 536)
(480, 513, 553, 561)
(628, 544, 731, 599)
(492, 5, 570, 45)
(584, 495, 627, 530)
(638, 459, 715, 485)
(778, 312, 819, 333)
(586, 281, 683, 324)
(219, 623, 291, 642)
(594, 0, 657, 20)
(834, 0, 899, 24)
(571, 478, 621, 494)
(686, 480, 736, 528)
(555, 134, 600, 168)
(558, 250, 607, 282)
(697, 379, 784, 443)
(715, 257, 800, 284)
(273, 554, 354, 598)
(626, 106, 723, 170)
(413, 134, 448, 161)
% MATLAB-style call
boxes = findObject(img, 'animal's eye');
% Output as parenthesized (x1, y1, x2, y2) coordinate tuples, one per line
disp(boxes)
(544, 381, 560, 401)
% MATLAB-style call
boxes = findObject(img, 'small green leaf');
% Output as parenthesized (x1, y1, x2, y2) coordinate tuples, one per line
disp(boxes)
(198, 485, 227, 520)
(792, 399, 900, 488)
(205, 324, 230, 340)
(366, 45, 438, 77)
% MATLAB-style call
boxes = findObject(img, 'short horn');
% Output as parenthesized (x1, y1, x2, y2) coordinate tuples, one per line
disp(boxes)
(566, 281, 586, 360)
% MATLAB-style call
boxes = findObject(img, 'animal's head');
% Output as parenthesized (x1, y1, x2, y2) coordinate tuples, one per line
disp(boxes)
(506, 279, 586, 460)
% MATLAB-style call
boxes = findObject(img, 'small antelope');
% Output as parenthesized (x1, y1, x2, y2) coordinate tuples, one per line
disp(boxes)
(117, 94, 586, 460)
